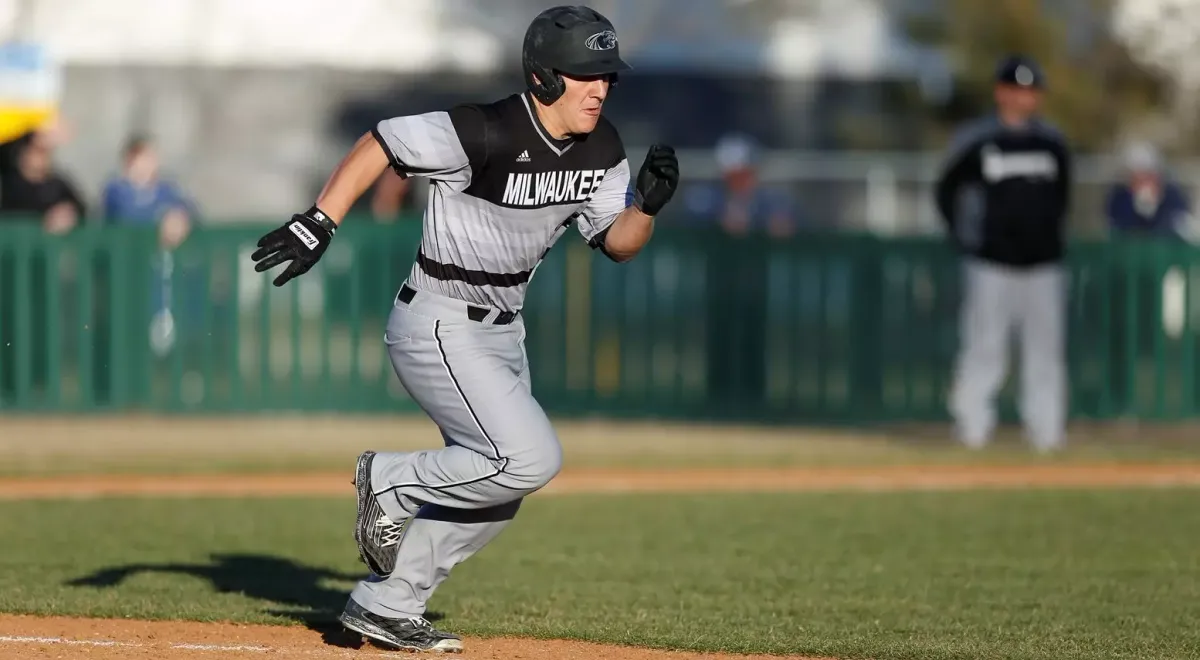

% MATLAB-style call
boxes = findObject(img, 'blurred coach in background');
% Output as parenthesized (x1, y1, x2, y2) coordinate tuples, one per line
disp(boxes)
(935, 55, 1074, 452)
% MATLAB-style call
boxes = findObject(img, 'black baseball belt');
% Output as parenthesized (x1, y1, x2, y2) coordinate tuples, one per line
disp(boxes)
(397, 284, 518, 325)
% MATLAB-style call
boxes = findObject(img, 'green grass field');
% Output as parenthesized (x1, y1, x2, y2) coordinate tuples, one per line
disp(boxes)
(3, 490, 1198, 660)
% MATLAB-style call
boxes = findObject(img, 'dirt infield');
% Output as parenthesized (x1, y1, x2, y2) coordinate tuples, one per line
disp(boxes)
(0, 614, 836, 660)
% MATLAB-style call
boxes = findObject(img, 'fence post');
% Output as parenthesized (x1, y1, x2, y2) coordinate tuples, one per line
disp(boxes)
(848, 236, 884, 420)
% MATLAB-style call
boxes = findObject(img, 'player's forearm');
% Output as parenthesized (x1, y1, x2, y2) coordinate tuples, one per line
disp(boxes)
(314, 132, 391, 225)
(601, 206, 654, 262)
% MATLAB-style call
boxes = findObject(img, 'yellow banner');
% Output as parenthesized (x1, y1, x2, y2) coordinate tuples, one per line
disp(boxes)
(0, 41, 60, 143)
(0, 105, 56, 143)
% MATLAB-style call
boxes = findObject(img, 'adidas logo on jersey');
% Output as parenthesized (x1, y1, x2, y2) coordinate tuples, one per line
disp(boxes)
(502, 169, 607, 207)
(516, 150, 531, 162)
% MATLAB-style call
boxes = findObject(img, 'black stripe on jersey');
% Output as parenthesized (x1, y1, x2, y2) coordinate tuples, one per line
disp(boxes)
(417, 250, 533, 288)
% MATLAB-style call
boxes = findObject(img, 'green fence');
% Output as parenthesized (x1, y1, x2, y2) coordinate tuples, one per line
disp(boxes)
(2, 218, 1200, 422)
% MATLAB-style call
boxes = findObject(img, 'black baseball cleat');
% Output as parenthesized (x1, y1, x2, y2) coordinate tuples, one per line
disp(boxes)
(338, 599, 463, 653)
(353, 450, 409, 578)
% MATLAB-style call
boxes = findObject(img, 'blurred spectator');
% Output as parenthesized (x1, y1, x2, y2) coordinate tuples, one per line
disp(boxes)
(101, 135, 203, 366)
(690, 134, 800, 409)
(1105, 142, 1195, 241)
(1102, 142, 1194, 415)
(101, 135, 196, 249)
(0, 118, 82, 404)
(682, 133, 797, 237)
(0, 120, 86, 233)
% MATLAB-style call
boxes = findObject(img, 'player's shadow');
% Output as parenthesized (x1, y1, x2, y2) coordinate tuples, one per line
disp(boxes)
(64, 553, 444, 649)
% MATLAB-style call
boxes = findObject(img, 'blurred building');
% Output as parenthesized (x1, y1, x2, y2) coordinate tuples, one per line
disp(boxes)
(1, 0, 1187, 237)
(0, 0, 946, 219)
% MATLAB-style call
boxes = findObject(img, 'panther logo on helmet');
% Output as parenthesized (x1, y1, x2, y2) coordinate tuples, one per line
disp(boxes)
(584, 30, 617, 51)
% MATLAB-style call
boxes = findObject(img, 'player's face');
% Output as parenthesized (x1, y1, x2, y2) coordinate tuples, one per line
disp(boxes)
(995, 84, 1042, 119)
(555, 73, 611, 135)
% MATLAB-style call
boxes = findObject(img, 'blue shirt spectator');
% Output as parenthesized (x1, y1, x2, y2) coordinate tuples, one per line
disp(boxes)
(682, 180, 795, 235)
(1106, 143, 1194, 241)
(102, 175, 193, 226)
(680, 133, 798, 237)
(101, 136, 196, 245)
(101, 136, 200, 356)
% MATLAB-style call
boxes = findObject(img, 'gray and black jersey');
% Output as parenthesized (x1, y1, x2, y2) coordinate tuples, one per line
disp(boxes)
(371, 92, 630, 312)
(935, 114, 1072, 267)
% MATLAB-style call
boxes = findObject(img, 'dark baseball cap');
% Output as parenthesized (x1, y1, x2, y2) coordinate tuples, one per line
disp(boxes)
(995, 55, 1045, 89)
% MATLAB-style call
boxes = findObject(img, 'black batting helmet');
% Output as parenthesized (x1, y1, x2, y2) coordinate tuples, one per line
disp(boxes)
(522, 5, 631, 105)
(994, 54, 1046, 89)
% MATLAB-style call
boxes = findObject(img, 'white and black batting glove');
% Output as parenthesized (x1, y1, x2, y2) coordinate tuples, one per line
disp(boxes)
(251, 206, 337, 287)
(632, 144, 679, 217)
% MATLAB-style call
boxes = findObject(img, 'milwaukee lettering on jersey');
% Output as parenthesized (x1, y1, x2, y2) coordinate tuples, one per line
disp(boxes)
(501, 169, 607, 206)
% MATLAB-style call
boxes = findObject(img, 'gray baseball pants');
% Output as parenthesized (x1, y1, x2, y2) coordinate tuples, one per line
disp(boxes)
(350, 283, 562, 619)
(948, 258, 1067, 450)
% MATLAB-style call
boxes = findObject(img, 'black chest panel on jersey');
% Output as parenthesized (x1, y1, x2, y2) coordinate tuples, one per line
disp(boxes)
(938, 117, 1072, 268)
(449, 93, 626, 209)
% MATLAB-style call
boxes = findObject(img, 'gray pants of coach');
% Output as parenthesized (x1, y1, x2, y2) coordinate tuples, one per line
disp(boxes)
(350, 284, 562, 619)
(948, 258, 1067, 450)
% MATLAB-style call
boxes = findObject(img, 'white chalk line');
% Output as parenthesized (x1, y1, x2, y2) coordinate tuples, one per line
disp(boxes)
(0, 636, 134, 647)
(0, 635, 394, 656)
(171, 643, 272, 651)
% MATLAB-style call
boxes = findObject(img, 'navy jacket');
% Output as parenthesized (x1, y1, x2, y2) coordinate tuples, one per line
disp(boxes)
(1105, 180, 1192, 239)
(935, 114, 1072, 266)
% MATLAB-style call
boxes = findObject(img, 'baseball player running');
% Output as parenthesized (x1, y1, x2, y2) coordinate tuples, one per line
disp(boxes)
(935, 54, 1073, 452)
(250, 6, 679, 653)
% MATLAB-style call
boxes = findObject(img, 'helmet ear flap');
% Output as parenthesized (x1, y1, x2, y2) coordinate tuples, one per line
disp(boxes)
(526, 62, 565, 105)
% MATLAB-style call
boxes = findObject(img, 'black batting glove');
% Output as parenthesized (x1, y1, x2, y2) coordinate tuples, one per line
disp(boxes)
(251, 206, 337, 287)
(632, 144, 679, 217)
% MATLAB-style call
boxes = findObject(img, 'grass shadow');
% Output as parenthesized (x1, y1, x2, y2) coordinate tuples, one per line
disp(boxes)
(65, 553, 444, 647)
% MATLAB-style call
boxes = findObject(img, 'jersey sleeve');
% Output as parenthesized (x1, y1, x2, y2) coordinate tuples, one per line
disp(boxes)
(372, 105, 487, 185)
(935, 123, 985, 231)
(577, 157, 631, 247)
(1050, 132, 1073, 221)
